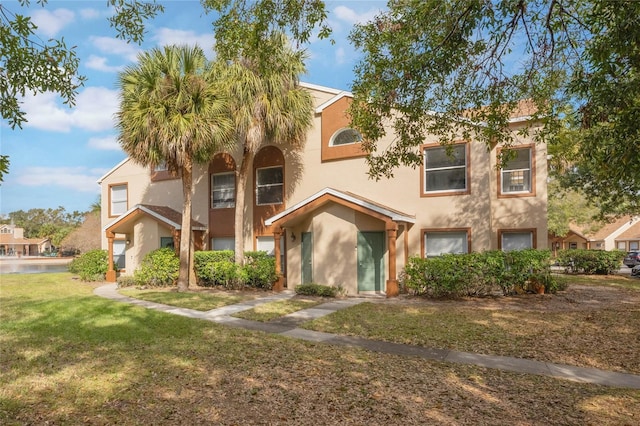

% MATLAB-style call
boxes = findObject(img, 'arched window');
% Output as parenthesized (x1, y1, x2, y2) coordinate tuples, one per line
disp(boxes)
(329, 128, 362, 146)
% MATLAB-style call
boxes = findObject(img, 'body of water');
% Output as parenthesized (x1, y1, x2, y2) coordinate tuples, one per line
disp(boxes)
(0, 261, 71, 274)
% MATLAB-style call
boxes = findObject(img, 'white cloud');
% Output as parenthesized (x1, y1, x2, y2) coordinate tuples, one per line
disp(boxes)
(153, 28, 216, 58)
(90, 36, 141, 62)
(31, 9, 75, 37)
(335, 47, 346, 65)
(80, 8, 101, 20)
(85, 55, 124, 73)
(88, 136, 120, 151)
(333, 5, 380, 26)
(16, 167, 105, 193)
(21, 87, 118, 132)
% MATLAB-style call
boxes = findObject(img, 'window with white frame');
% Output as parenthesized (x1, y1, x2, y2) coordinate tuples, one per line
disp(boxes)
(211, 172, 235, 208)
(617, 241, 627, 250)
(113, 240, 126, 269)
(501, 231, 533, 251)
(423, 144, 467, 193)
(501, 148, 532, 194)
(424, 231, 469, 258)
(330, 128, 362, 146)
(256, 166, 283, 205)
(211, 237, 235, 251)
(256, 236, 285, 273)
(110, 184, 127, 216)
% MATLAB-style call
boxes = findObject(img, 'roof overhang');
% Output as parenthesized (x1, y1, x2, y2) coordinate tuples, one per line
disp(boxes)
(265, 187, 415, 229)
(104, 204, 207, 235)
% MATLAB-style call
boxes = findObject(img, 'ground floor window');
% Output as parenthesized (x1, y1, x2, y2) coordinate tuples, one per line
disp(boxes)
(160, 237, 174, 249)
(211, 237, 234, 251)
(423, 230, 470, 258)
(499, 230, 535, 251)
(630, 241, 639, 251)
(617, 241, 627, 250)
(256, 236, 285, 273)
(113, 240, 126, 270)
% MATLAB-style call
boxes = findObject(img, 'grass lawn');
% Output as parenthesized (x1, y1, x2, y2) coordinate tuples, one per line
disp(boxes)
(302, 274, 640, 375)
(231, 298, 322, 322)
(1, 273, 640, 424)
(119, 287, 254, 311)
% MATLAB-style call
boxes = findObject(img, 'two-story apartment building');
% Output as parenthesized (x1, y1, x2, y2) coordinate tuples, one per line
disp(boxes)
(100, 82, 547, 296)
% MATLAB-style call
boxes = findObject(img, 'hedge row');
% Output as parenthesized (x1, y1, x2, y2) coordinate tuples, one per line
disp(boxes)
(556, 249, 625, 275)
(194, 250, 277, 290)
(402, 249, 564, 298)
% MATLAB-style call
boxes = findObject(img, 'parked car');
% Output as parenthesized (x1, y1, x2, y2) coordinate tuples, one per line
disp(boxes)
(632, 264, 640, 277)
(623, 251, 640, 268)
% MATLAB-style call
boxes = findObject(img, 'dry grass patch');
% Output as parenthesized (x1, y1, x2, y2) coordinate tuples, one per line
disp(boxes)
(303, 277, 640, 374)
(2, 274, 640, 425)
(119, 287, 257, 311)
(232, 298, 322, 322)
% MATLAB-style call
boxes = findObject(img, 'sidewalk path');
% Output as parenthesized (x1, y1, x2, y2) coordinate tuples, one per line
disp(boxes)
(94, 283, 640, 390)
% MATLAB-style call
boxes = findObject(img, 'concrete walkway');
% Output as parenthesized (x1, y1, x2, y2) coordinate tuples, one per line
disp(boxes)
(94, 283, 640, 390)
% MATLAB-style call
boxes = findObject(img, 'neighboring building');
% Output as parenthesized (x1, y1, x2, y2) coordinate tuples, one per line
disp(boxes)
(549, 216, 640, 253)
(0, 224, 51, 256)
(99, 83, 548, 296)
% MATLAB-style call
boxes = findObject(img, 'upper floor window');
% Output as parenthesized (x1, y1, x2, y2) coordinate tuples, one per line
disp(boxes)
(109, 184, 127, 217)
(154, 161, 167, 172)
(211, 172, 235, 209)
(423, 230, 470, 258)
(256, 166, 283, 205)
(423, 144, 467, 194)
(0, 227, 11, 234)
(500, 147, 532, 195)
(330, 128, 362, 146)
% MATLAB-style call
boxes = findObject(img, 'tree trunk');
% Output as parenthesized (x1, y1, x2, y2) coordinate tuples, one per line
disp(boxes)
(234, 150, 254, 265)
(177, 157, 193, 291)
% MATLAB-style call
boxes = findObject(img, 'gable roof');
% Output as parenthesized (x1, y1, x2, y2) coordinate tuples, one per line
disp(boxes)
(97, 157, 130, 184)
(590, 216, 635, 240)
(104, 204, 207, 233)
(265, 187, 415, 228)
(616, 221, 640, 240)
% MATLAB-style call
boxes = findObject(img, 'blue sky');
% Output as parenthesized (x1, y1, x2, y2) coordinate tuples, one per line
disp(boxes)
(0, 0, 385, 215)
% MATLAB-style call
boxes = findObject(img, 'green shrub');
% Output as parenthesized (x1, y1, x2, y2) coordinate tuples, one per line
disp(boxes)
(194, 250, 277, 290)
(194, 250, 243, 289)
(194, 250, 234, 285)
(133, 248, 179, 287)
(68, 249, 108, 281)
(402, 249, 554, 298)
(116, 275, 137, 288)
(557, 249, 625, 274)
(295, 283, 338, 297)
(243, 251, 277, 289)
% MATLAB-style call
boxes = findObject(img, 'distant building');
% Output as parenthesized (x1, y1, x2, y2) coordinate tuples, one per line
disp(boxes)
(549, 216, 640, 253)
(0, 224, 51, 256)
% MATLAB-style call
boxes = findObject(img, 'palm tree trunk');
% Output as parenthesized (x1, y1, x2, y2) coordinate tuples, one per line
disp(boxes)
(234, 150, 254, 265)
(177, 157, 193, 291)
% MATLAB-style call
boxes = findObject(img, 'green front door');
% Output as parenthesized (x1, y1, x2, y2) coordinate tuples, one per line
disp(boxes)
(301, 232, 313, 284)
(357, 231, 385, 292)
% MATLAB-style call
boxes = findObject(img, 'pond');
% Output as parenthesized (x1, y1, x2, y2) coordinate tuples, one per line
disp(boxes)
(0, 261, 71, 274)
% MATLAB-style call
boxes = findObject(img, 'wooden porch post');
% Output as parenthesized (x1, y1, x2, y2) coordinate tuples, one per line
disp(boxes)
(272, 229, 284, 291)
(386, 224, 399, 297)
(106, 231, 116, 282)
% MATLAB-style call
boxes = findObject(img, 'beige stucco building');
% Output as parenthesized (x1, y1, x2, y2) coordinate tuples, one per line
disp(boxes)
(99, 82, 548, 296)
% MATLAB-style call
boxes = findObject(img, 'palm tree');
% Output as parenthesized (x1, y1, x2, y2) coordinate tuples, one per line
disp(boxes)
(116, 45, 233, 290)
(222, 33, 314, 264)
